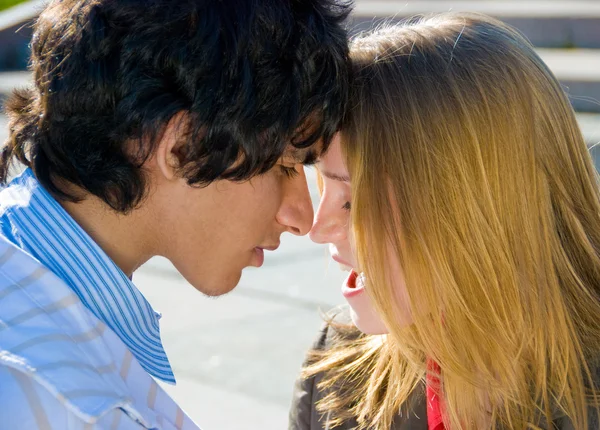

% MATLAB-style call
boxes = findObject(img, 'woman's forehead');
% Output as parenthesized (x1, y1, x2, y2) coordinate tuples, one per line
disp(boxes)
(316, 137, 350, 182)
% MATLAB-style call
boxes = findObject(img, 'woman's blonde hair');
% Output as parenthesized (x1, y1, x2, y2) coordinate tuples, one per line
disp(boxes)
(304, 12, 600, 429)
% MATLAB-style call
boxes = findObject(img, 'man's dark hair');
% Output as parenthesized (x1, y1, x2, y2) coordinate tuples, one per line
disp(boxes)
(2, 0, 351, 212)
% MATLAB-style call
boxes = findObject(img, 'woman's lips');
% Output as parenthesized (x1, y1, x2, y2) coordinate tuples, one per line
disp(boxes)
(332, 254, 352, 268)
(342, 270, 366, 298)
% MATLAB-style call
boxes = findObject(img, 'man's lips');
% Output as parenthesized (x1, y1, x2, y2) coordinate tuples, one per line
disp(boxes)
(251, 244, 280, 267)
(258, 245, 280, 251)
(252, 248, 265, 267)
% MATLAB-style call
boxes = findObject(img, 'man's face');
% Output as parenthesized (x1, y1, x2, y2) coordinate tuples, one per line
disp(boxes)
(151, 150, 314, 296)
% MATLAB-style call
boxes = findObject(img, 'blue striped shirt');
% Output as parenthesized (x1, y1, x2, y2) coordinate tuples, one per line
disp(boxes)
(0, 168, 174, 383)
(0, 169, 200, 428)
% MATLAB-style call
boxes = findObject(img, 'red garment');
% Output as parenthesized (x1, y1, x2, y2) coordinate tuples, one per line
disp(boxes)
(426, 359, 446, 430)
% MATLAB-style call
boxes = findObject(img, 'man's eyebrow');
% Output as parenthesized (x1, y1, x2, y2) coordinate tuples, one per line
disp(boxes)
(287, 149, 318, 166)
(320, 171, 350, 182)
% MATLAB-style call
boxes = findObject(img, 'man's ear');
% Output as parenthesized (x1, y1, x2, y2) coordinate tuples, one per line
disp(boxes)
(155, 111, 188, 181)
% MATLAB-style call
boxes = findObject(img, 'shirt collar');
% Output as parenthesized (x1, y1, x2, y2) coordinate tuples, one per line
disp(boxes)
(0, 169, 175, 383)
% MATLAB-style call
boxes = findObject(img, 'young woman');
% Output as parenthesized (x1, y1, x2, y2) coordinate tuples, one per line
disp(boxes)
(290, 12, 600, 430)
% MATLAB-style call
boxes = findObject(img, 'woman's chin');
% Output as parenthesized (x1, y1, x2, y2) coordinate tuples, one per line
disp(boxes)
(349, 306, 389, 335)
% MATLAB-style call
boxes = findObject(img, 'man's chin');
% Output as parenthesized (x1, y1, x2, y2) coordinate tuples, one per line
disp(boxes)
(186, 271, 242, 297)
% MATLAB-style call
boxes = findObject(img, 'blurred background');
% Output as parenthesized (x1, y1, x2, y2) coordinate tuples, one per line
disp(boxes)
(0, 1, 599, 429)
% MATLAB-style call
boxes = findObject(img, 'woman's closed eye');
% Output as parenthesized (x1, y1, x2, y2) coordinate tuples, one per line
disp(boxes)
(342, 201, 351, 211)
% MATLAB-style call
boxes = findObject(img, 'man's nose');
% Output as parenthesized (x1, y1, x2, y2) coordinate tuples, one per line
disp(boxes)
(276, 167, 314, 236)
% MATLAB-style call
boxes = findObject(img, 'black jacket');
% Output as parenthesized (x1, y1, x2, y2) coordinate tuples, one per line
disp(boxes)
(289, 308, 599, 430)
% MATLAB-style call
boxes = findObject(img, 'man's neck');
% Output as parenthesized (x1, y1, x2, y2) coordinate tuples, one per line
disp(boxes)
(60, 196, 155, 277)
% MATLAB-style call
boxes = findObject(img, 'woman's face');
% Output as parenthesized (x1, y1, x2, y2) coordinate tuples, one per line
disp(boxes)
(310, 135, 412, 334)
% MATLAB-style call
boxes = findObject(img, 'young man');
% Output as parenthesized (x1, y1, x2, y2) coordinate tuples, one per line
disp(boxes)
(0, 0, 351, 428)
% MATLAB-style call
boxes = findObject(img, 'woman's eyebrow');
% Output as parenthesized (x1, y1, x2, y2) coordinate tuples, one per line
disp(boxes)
(320, 171, 350, 182)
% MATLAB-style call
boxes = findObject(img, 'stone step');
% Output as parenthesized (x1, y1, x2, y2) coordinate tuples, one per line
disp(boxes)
(0, 3, 599, 112)
(351, 0, 600, 49)
(537, 49, 600, 113)
(3, 44, 598, 112)
(581, 113, 600, 148)
(0, 75, 598, 147)
(348, 3, 600, 113)
(1, 111, 599, 175)
(0, 70, 600, 132)
(1, 1, 600, 69)
(0, 70, 29, 95)
(354, 0, 600, 18)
